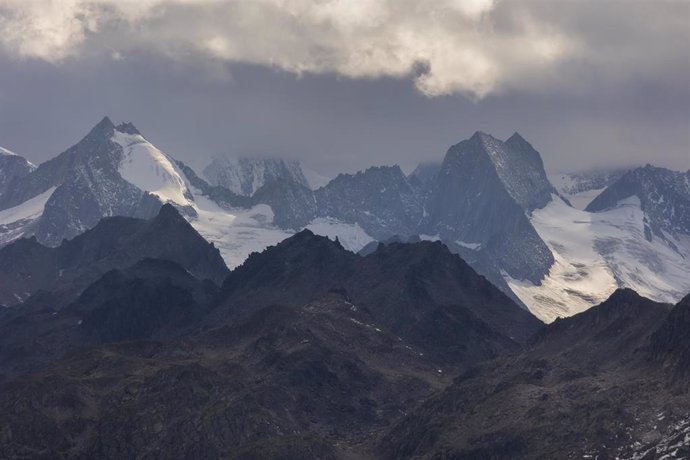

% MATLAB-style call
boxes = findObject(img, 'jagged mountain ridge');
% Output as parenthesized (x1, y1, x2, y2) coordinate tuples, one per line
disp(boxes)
(1, 117, 688, 322)
(215, 229, 542, 364)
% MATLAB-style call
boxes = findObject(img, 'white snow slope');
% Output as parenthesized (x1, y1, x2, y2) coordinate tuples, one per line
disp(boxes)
(508, 195, 690, 323)
(0, 187, 56, 245)
(113, 131, 193, 205)
(549, 170, 628, 210)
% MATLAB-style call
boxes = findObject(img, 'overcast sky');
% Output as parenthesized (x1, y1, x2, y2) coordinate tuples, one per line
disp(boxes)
(0, 0, 688, 176)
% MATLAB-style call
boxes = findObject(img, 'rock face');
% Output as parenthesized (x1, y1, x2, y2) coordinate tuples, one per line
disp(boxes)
(500, 133, 558, 212)
(315, 166, 423, 240)
(0, 147, 35, 200)
(175, 160, 252, 209)
(252, 179, 318, 229)
(424, 132, 554, 284)
(407, 162, 440, 198)
(203, 155, 310, 196)
(650, 293, 690, 381)
(0, 204, 228, 306)
(586, 165, 690, 241)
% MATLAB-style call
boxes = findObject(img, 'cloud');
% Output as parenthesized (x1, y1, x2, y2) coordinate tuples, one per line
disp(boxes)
(0, 0, 687, 100)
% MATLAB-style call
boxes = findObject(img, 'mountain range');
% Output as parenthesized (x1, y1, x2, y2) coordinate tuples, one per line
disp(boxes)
(1, 117, 688, 322)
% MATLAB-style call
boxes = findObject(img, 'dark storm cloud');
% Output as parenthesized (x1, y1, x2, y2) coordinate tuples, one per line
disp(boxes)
(0, 0, 687, 176)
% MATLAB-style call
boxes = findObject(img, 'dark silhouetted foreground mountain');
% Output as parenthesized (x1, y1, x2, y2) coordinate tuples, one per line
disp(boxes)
(0, 204, 228, 306)
(0, 214, 547, 458)
(0, 257, 219, 382)
(215, 229, 541, 364)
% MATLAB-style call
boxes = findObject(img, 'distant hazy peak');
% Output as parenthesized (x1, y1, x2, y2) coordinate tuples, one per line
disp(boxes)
(203, 155, 309, 196)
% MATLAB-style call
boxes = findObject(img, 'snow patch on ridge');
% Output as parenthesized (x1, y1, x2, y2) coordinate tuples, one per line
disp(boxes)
(456, 240, 482, 250)
(509, 195, 690, 323)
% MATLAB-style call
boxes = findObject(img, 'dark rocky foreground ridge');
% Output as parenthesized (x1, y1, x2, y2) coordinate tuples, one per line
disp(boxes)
(0, 203, 228, 307)
(379, 289, 690, 459)
(0, 207, 687, 459)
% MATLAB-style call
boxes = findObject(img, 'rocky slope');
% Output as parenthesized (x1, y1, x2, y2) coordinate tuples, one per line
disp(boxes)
(378, 289, 690, 459)
(0, 291, 449, 459)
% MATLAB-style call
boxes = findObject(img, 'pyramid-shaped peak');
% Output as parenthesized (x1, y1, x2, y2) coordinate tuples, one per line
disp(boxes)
(153, 203, 187, 225)
(97, 115, 114, 127)
(605, 287, 645, 304)
(94, 116, 115, 131)
(82, 116, 117, 141)
(506, 132, 531, 147)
